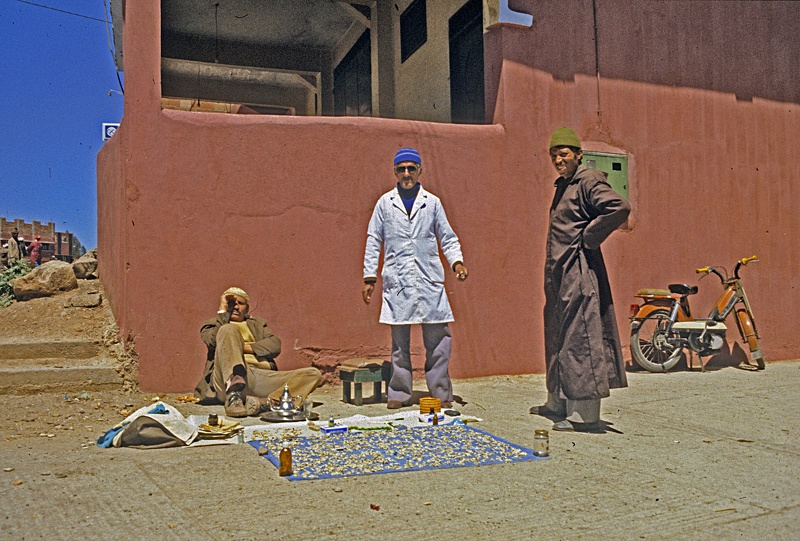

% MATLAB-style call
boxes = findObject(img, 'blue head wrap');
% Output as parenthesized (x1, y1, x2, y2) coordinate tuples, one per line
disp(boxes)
(394, 148, 421, 166)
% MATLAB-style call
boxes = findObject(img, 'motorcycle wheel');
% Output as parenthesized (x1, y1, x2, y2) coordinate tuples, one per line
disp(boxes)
(630, 309, 683, 372)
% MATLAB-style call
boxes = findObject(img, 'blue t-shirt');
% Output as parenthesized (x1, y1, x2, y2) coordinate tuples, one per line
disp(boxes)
(397, 182, 421, 214)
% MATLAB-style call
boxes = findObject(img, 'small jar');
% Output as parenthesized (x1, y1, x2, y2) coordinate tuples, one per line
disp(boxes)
(207, 413, 218, 426)
(328, 415, 335, 427)
(533, 429, 550, 457)
(279, 443, 293, 476)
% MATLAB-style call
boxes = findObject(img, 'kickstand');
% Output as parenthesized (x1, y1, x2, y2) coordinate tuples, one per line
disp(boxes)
(688, 351, 704, 372)
(695, 351, 705, 372)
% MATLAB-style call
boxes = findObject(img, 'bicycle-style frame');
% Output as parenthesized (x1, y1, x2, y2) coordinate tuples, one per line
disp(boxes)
(630, 256, 764, 371)
(708, 267, 763, 365)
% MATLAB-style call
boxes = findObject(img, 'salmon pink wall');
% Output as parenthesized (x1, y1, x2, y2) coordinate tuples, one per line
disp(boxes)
(98, 0, 800, 392)
(96, 124, 124, 328)
(495, 0, 799, 362)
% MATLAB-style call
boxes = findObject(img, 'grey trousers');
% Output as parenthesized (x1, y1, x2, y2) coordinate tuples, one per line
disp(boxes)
(389, 323, 453, 403)
(211, 324, 322, 403)
(545, 392, 601, 423)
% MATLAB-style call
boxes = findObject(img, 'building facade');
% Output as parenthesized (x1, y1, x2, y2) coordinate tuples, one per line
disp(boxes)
(99, 0, 800, 392)
(1, 217, 79, 263)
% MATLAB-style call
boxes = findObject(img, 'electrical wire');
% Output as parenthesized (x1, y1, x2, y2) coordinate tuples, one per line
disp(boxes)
(116, 71, 124, 95)
(14, 0, 125, 95)
(592, 0, 602, 119)
(103, 0, 115, 58)
(103, 0, 124, 94)
(14, 0, 105, 23)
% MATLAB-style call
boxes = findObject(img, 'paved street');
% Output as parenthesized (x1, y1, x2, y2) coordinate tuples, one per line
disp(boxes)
(2, 361, 798, 540)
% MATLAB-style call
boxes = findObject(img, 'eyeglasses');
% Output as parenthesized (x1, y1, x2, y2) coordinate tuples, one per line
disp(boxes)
(395, 165, 418, 174)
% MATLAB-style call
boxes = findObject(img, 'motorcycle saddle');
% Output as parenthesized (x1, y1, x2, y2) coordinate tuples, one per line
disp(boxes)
(635, 288, 671, 297)
(668, 283, 698, 296)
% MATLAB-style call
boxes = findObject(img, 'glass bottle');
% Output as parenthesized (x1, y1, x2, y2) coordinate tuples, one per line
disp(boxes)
(279, 443, 293, 476)
(431, 407, 438, 426)
(533, 429, 549, 457)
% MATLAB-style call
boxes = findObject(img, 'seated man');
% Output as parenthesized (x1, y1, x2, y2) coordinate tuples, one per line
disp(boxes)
(194, 287, 322, 417)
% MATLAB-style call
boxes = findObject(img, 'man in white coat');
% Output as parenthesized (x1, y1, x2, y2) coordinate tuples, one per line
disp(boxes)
(362, 148, 468, 409)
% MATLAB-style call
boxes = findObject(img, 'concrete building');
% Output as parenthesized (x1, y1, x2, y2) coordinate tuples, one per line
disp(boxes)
(99, 0, 800, 392)
(0, 217, 78, 263)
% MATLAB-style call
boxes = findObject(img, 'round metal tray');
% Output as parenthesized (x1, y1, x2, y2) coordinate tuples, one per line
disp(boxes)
(260, 411, 319, 423)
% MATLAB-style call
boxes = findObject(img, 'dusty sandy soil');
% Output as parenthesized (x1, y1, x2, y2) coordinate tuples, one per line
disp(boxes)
(0, 278, 140, 392)
(0, 278, 200, 440)
(0, 279, 115, 342)
(1, 277, 797, 539)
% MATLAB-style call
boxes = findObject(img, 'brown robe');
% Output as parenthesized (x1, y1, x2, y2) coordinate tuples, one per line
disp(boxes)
(544, 165, 630, 401)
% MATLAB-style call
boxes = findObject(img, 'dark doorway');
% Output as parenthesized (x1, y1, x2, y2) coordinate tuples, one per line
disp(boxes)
(449, 0, 484, 124)
(334, 30, 372, 116)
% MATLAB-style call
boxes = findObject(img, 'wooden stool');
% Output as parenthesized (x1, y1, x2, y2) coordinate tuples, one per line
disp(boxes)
(339, 358, 391, 406)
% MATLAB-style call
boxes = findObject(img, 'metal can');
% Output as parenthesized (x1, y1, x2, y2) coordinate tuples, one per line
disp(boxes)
(533, 429, 550, 457)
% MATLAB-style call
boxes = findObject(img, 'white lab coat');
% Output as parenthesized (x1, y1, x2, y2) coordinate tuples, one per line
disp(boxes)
(363, 185, 464, 325)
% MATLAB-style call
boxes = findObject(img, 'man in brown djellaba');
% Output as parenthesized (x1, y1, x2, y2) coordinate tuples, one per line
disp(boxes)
(529, 127, 630, 432)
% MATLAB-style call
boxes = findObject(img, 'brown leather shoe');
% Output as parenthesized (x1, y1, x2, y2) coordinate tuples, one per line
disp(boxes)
(243, 395, 261, 416)
(225, 391, 261, 417)
(387, 400, 411, 409)
(257, 396, 275, 414)
(225, 391, 248, 417)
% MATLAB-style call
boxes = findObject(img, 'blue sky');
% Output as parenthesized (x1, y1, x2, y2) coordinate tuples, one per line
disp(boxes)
(0, 0, 123, 249)
(0, 1, 528, 250)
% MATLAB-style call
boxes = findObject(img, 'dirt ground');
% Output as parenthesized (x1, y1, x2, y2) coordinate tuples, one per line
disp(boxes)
(0, 279, 116, 342)
(0, 278, 140, 393)
(2, 364, 798, 540)
(2, 284, 799, 539)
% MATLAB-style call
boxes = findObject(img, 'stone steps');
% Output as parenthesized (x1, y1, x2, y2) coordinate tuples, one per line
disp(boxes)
(0, 340, 101, 360)
(0, 339, 122, 395)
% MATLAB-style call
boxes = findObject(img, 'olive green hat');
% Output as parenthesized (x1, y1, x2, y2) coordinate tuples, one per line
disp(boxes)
(549, 127, 581, 150)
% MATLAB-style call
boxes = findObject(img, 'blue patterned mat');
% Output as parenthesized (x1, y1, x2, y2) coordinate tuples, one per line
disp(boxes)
(249, 423, 546, 481)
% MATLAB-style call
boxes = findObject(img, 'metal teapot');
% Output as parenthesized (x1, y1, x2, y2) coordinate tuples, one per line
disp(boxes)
(272, 384, 298, 416)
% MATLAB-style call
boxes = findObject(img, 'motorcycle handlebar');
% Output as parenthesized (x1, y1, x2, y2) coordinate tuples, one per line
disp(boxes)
(696, 256, 758, 276)
(734, 255, 758, 279)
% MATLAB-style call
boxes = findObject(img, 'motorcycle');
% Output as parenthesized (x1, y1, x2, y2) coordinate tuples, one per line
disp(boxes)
(629, 256, 765, 372)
